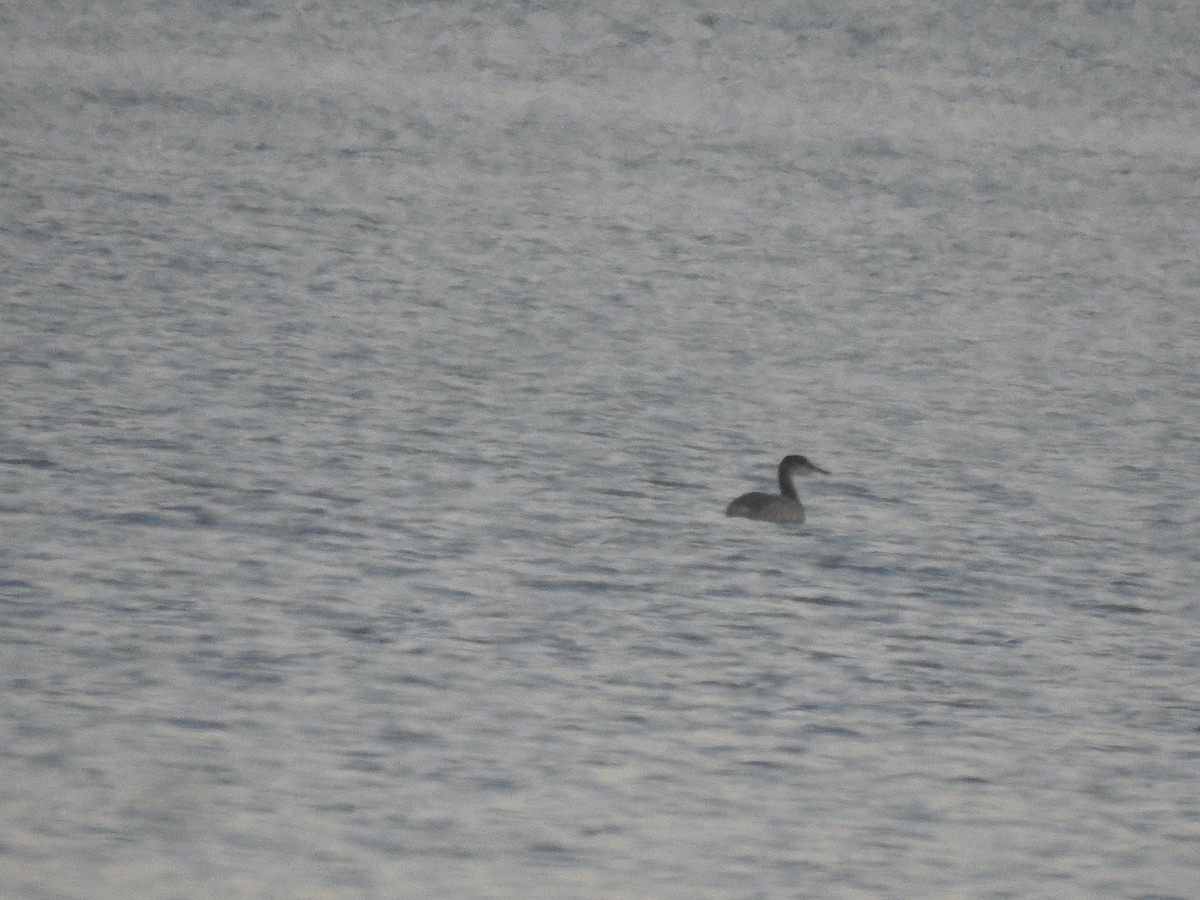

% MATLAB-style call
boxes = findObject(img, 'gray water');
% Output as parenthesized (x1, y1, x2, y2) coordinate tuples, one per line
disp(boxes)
(3, 2, 1200, 897)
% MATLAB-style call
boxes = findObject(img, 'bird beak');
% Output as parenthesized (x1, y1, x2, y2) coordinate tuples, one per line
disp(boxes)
(808, 461, 830, 474)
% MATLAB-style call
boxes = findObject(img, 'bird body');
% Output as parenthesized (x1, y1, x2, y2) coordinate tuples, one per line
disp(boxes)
(726, 455, 828, 523)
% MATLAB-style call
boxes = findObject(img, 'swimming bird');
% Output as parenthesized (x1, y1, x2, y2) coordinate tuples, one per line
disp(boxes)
(725, 454, 828, 523)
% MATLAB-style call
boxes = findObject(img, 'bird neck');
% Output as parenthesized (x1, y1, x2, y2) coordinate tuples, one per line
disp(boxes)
(778, 465, 799, 501)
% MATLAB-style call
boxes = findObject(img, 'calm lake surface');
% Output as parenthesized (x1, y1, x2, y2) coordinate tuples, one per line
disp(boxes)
(3, 2, 1199, 897)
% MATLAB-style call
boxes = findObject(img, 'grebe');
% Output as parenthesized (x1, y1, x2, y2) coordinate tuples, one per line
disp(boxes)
(725, 455, 828, 523)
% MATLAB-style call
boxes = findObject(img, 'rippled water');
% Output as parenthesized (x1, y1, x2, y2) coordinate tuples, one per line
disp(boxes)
(3, 2, 1200, 897)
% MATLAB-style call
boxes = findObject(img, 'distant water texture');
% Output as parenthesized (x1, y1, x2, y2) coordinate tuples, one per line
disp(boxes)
(3, 1, 1199, 897)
